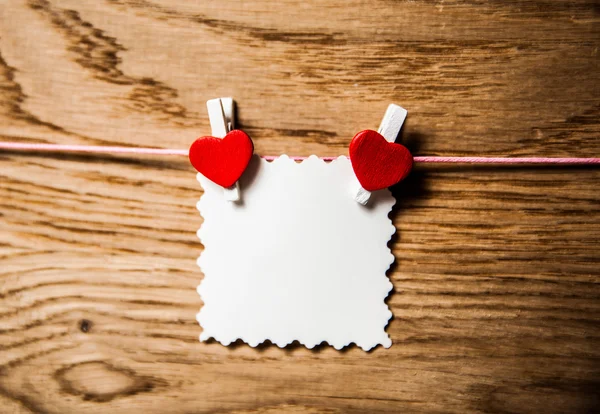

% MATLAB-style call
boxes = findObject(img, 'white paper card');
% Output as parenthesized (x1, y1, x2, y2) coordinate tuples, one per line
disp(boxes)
(196, 155, 396, 351)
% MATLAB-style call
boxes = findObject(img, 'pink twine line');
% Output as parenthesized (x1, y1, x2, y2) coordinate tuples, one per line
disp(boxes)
(0, 142, 189, 156)
(1, 142, 599, 164)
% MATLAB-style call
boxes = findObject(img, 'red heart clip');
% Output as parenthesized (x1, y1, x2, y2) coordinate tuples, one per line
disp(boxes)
(189, 130, 254, 188)
(349, 130, 413, 191)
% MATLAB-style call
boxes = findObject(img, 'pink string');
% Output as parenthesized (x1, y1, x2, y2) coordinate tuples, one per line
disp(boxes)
(0, 142, 189, 156)
(1, 142, 599, 164)
(412, 156, 600, 164)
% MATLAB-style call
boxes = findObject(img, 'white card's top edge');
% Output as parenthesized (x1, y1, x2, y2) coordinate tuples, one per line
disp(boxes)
(265, 154, 348, 163)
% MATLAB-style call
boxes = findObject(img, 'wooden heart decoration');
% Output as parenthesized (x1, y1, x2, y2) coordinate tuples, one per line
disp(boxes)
(349, 129, 413, 191)
(189, 130, 254, 188)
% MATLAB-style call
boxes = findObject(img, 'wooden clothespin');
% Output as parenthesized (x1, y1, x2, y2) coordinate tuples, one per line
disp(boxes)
(354, 104, 408, 205)
(206, 97, 240, 201)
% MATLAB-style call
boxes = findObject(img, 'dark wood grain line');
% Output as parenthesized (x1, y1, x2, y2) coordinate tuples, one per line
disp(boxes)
(28, 0, 193, 124)
(0, 51, 68, 133)
(105, 0, 346, 45)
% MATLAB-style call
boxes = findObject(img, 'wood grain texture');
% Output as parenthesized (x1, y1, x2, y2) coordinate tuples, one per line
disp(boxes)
(0, 0, 599, 412)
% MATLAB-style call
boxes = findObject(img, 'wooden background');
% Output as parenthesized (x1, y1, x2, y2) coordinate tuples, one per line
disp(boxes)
(1, 0, 599, 412)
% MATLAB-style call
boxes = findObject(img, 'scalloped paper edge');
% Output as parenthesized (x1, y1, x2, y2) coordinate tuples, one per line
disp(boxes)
(195, 155, 396, 351)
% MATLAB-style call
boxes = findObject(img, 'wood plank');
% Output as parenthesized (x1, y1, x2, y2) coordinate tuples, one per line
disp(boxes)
(0, 0, 599, 412)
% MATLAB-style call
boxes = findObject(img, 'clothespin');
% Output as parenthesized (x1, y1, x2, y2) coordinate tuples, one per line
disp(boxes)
(206, 97, 240, 201)
(354, 104, 408, 205)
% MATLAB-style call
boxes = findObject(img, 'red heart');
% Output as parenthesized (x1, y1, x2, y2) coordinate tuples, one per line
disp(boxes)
(189, 130, 254, 188)
(349, 130, 413, 191)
